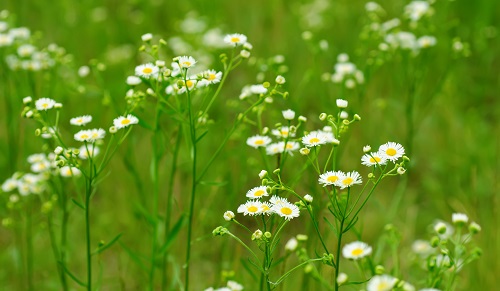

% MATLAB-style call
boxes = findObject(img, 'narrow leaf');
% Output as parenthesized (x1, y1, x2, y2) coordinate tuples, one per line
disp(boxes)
(71, 198, 85, 210)
(92, 233, 122, 255)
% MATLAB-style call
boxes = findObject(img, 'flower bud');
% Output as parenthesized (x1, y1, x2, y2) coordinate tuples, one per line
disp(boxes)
(23, 96, 32, 104)
(300, 148, 310, 155)
(452, 213, 468, 226)
(141, 33, 153, 42)
(223, 211, 235, 221)
(285, 238, 298, 251)
(282, 109, 295, 120)
(240, 50, 250, 58)
(336, 99, 348, 108)
(337, 273, 348, 285)
(304, 194, 313, 203)
(434, 222, 447, 234)
(298, 115, 307, 122)
(259, 170, 268, 179)
(354, 114, 361, 121)
(319, 113, 327, 121)
(397, 167, 406, 175)
(375, 265, 385, 275)
(252, 229, 263, 240)
(264, 231, 272, 238)
(54, 146, 63, 155)
(340, 111, 348, 119)
(469, 222, 481, 234)
(275, 75, 286, 84)
(363, 145, 371, 153)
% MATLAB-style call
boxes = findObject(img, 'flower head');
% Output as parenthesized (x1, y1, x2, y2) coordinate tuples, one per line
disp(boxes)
(135, 63, 159, 79)
(361, 152, 387, 167)
(201, 69, 222, 84)
(282, 109, 295, 120)
(378, 142, 405, 162)
(246, 135, 272, 148)
(452, 213, 469, 225)
(176, 56, 197, 69)
(367, 275, 397, 291)
(342, 241, 372, 260)
(272, 201, 300, 220)
(237, 200, 263, 216)
(223, 211, 235, 221)
(224, 33, 247, 47)
(70, 115, 92, 126)
(302, 131, 329, 147)
(60, 166, 82, 178)
(246, 186, 268, 199)
(113, 114, 139, 129)
(318, 171, 345, 187)
(35, 97, 56, 111)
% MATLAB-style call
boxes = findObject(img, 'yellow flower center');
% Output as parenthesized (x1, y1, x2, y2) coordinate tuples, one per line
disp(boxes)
(286, 143, 294, 149)
(327, 175, 338, 182)
(186, 80, 194, 87)
(182, 61, 191, 67)
(377, 282, 389, 290)
(121, 119, 131, 125)
(351, 248, 363, 256)
(248, 206, 258, 213)
(77, 118, 83, 123)
(92, 133, 98, 138)
(207, 73, 216, 81)
(281, 130, 288, 136)
(66, 169, 72, 175)
(342, 177, 353, 185)
(369, 156, 381, 163)
(386, 148, 397, 156)
(280, 207, 292, 215)
(142, 67, 153, 74)
(254, 190, 265, 197)
(81, 134, 89, 139)
(261, 204, 270, 212)
(254, 139, 264, 145)
(310, 137, 320, 143)
(231, 37, 240, 43)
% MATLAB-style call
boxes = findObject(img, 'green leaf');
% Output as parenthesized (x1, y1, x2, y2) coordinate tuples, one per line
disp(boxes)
(71, 198, 85, 210)
(92, 233, 122, 255)
(158, 215, 186, 255)
(195, 131, 208, 143)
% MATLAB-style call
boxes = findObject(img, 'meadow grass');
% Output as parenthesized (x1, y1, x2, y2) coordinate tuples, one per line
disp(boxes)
(0, 0, 498, 290)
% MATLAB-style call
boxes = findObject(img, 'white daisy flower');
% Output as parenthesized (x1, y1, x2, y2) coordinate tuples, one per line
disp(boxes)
(302, 131, 329, 147)
(176, 56, 197, 69)
(269, 195, 288, 206)
(74, 128, 105, 142)
(260, 201, 273, 215)
(89, 128, 106, 141)
(126, 76, 142, 86)
(246, 186, 268, 199)
(265, 141, 299, 155)
(78, 145, 100, 159)
(70, 115, 92, 126)
(202, 69, 222, 84)
(378, 142, 405, 162)
(412, 240, 434, 257)
(318, 171, 345, 187)
(224, 33, 247, 47)
(272, 201, 300, 220)
(237, 200, 263, 216)
(285, 237, 298, 251)
(226, 281, 243, 291)
(271, 126, 295, 138)
(342, 241, 372, 260)
(31, 161, 51, 173)
(361, 152, 388, 167)
(74, 129, 92, 142)
(367, 275, 397, 291)
(135, 63, 159, 79)
(35, 97, 56, 111)
(0, 33, 14, 47)
(418, 36, 437, 49)
(27, 153, 47, 164)
(113, 114, 139, 129)
(60, 166, 82, 178)
(338, 171, 362, 189)
(246, 135, 272, 148)
(223, 211, 235, 221)
(2, 177, 18, 192)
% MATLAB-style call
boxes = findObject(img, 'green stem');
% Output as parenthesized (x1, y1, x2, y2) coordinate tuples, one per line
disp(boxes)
(26, 198, 34, 291)
(334, 189, 350, 291)
(85, 177, 93, 291)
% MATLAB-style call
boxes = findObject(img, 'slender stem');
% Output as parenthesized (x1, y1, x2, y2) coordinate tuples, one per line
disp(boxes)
(26, 198, 34, 291)
(185, 79, 197, 291)
(85, 177, 92, 291)
(162, 126, 182, 291)
(334, 189, 350, 291)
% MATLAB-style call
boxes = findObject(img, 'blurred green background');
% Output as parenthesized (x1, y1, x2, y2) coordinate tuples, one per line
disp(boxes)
(0, 0, 498, 290)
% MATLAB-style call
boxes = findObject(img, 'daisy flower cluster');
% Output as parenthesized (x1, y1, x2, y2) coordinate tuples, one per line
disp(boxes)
(236, 189, 300, 221)
(330, 53, 365, 89)
(0, 13, 69, 71)
(318, 170, 363, 189)
(361, 142, 405, 167)
(360, 1, 437, 56)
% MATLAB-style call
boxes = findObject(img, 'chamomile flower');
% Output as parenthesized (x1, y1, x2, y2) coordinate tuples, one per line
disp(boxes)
(78, 145, 99, 159)
(367, 275, 397, 291)
(272, 201, 300, 220)
(237, 200, 262, 216)
(246, 186, 268, 199)
(378, 142, 405, 162)
(260, 202, 273, 215)
(452, 213, 469, 225)
(74, 130, 92, 142)
(135, 63, 159, 79)
(224, 33, 247, 47)
(338, 171, 362, 189)
(2, 177, 18, 192)
(35, 97, 56, 111)
(70, 115, 92, 126)
(342, 241, 372, 260)
(271, 126, 295, 138)
(318, 171, 345, 187)
(412, 240, 434, 257)
(176, 56, 197, 69)
(270, 195, 288, 206)
(27, 153, 47, 164)
(31, 161, 51, 173)
(302, 131, 329, 147)
(265, 142, 300, 155)
(89, 128, 106, 141)
(201, 69, 222, 84)
(60, 166, 82, 178)
(361, 152, 387, 167)
(74, 129, 105, 142)
(223, 211, 235, 221)
(282, 109, 295, 120)
(246, 135, 272, 148)
(113, 114, 139, 129)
